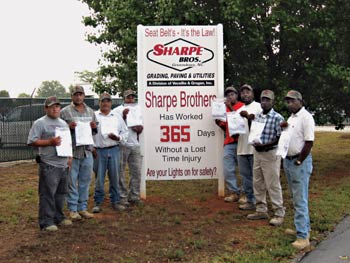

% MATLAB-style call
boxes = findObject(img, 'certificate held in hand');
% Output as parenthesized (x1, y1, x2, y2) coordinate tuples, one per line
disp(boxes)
(75, 121, 94, 146)
(55, 127, 73, 157)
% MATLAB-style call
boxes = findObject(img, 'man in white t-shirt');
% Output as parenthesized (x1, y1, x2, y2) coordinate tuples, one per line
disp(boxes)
(113, 89, 144, 205)
(92, 92, 129, 213)
(282, 90, 315, 250)
(236, 84, 262, 210)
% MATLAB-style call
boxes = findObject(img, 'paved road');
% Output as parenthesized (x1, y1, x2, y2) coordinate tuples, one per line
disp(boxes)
(300, 216, 350, 263)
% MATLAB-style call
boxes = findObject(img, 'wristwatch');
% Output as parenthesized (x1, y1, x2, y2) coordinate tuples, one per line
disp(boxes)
(295, 160, 302, 166)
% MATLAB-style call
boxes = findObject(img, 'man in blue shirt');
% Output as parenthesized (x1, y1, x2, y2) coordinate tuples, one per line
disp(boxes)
(246, 90, 285, 226)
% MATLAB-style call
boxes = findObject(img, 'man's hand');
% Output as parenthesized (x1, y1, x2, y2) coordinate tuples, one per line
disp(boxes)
(253, 142, 265, 152)
(49, 136, 61, 146)
(215, 119, 222, 126)
(132, 125, 143, 134)
(122, 108, 129, 120)
(240, 110, 249, 118)
(280, 121, 288, 128)
(68, 121, 77, 130)
(248, 114, 255, 121)
(68, 157, 73, 169)
(90, 121, 97, 129)
(108, 133, 120, 141)
(92, 148, 98, 159)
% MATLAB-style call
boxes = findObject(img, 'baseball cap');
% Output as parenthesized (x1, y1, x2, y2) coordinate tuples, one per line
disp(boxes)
(44, 96, 61, 107)
(71, 85, 85, 95)
(260, 89, 275, 100)
(99, 92, 112, 101)
(124, 89, 136, 98)
(285, 90, 302, 100)
(240, 84, 253, 92)
(224, 86, 238, 96)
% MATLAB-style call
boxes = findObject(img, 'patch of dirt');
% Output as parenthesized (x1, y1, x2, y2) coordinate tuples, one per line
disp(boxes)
(0, 162, 349, 262)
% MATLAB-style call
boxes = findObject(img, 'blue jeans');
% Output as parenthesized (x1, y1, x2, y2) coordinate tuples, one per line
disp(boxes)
(93, 146, 120, 205)
(237, 154, 255, 203)
(223, 143, 239, 194)
(67, 152, 93, 212)
(283, 154, 313, 239)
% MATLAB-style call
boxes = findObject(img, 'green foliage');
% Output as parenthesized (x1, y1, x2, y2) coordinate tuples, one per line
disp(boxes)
(0, 90, 10, 97)
(82, 0, 350, 126)
(82, 1, 348, 124)
(35, 80, 70, 98)
(17, 93, 31, 98)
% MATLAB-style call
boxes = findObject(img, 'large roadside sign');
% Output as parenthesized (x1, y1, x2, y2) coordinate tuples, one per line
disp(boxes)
(137, 25, 224, 198)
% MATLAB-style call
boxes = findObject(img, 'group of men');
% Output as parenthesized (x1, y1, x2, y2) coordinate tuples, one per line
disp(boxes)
(27, 86, 143, 231)
(28, 83, 314, 251)
(216, 84, 314, 250)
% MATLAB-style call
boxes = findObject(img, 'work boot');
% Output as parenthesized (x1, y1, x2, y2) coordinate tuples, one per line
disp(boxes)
(292, 238, 310, 250)
(247, 212, 268, 220)
(269, 217, 284, 226)
(224, 193, 239, 202)
(78, 210, 94, 219)
(238, 195, 247, 204)
(43, 225, 58, 232)
(69, 211, 82, 221)
(58, 219, 73, 226)
(239, 202, 256, 211)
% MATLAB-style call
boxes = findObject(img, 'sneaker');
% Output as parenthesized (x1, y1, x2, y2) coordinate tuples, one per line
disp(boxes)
(69, 211, 82, 221)
(292, 238, 310, 250)
(238, 195, 247, 204)
(239, 202, 256, 211)
(78, 210, 94, 219)
(112, 203, 126, 211)
(59, 219, 73, 226)
(224, 193, 239, 202)
(247, 212, 268, 220)
(120, 200, 131, 207)
(92, 206, 102, 213)
(43, 225, 58, 232)
(269, 217, 284, 226)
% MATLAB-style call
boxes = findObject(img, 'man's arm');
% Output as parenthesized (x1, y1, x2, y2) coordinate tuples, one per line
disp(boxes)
(296, 141, 313, 164)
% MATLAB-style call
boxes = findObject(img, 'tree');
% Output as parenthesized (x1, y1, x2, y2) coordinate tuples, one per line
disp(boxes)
(18, 93, 30, 98)
(35, 81, 70, 98)
(82, 0, 350, 126)
(0, 90, 10, 97)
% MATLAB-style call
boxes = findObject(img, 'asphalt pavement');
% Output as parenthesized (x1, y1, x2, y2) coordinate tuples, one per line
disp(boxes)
(300, 216, 350, 263)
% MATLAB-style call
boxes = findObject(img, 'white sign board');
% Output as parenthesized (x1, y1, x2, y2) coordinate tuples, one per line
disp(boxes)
(137, 25, 224, 198)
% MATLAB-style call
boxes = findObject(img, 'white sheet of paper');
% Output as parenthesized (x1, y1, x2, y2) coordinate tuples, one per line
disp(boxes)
(248, 120, 266, 144)
(126, 105, 143, 127)
(100, 117, 119, 139)
(227, 111, 246, 136)
(75, 121, 94, 146)
(276, 129, 292, 158)
(55, 127, 72, 157)
(211, 99, 226, 121)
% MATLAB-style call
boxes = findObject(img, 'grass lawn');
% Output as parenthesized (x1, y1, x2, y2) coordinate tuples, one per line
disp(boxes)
(0, 132, 349, 262)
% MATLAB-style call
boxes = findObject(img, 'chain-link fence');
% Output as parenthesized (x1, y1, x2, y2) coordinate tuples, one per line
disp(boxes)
(0, 97, 122, 162)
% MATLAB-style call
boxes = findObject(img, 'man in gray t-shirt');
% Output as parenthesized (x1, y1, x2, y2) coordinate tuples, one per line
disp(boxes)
(27, 96, 72, 232)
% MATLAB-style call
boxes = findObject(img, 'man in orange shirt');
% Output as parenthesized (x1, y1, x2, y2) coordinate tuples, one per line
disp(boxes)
(215, 86, 244, 202)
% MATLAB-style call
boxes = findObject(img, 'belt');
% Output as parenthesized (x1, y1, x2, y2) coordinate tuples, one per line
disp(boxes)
(264, 147, 277, 152)
(285, 154, 300, 160)
(95, 145, 118, 149)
